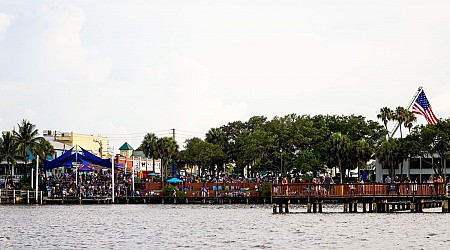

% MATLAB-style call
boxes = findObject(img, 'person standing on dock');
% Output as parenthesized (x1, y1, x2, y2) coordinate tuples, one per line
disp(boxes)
(394, 175, 401, 195)
(385, 175, 391, 194)
(404, 177, 411, 194)
(282, 177, 288, 195)
(273, 178, 279, 195)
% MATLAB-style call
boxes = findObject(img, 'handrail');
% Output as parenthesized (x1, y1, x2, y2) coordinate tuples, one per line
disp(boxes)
(272, 183, 449, 198)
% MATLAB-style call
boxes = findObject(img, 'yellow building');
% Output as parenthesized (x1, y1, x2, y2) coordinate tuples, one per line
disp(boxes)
(53, 131, 109, 158)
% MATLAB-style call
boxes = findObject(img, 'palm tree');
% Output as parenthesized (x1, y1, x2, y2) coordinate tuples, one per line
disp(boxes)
(0, 132, 19, 176)
(394, 106, 409, 139)
(330, 132, 351, 183)
(141, 133, 159, 173)
(377, 107, 394, 135)
(13, 119, 44, 176)
(354, 139, 372, 181)
(404, 111, 417, 134)
(156, 137, 179, 181)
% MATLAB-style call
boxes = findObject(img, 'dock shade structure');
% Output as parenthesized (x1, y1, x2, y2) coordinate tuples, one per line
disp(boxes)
(43, 147, 112, 170)
(167, 178, 183, 183)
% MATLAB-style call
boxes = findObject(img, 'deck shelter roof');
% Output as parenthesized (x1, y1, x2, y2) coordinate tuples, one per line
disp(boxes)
(43, 147, 112, 170)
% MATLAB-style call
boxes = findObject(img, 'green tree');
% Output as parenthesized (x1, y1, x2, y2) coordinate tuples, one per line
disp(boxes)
(377, 107, 394, 137)
(141, 133, 159, 172)
(376, 138, 403, 178)
(13, 120, 44, 176)
(330, 132, 351, 183)
(0, 132, 19, 176)
(156, 137, 179, 181)
(419, 119, 450, 179)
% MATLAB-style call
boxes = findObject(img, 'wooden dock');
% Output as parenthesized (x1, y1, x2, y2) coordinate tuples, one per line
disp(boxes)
(272, 183, 450, 213)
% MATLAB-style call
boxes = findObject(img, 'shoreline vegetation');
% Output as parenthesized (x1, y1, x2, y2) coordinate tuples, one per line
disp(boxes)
(1, 107, 449, 192)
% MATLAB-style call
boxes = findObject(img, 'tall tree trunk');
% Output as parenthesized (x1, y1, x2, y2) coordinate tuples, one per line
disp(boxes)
(339, 159, 343, 184)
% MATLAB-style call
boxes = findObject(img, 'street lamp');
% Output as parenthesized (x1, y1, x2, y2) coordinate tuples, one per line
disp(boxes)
(280, 149, 283, 177)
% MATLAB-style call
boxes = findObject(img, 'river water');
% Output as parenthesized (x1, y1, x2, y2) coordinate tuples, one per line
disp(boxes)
(0, 204, 449, 249)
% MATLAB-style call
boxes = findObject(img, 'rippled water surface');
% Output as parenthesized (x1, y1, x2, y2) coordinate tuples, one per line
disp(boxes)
(1, 204, 449, 249)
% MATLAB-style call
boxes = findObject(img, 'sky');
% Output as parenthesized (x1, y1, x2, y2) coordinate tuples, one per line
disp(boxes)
(1, 0, 450, 152)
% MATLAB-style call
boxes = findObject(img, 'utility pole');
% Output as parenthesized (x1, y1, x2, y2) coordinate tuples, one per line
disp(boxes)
(172, 128, 175, 140)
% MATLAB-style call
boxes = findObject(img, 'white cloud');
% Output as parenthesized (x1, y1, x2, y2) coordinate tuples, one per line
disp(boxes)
(0, 12, 11, 40)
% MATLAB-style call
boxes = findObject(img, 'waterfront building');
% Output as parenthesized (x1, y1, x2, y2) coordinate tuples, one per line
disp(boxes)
(116, 142, 162, 178)
(375, 156, 450, 183)
(51, 130, 109, 157)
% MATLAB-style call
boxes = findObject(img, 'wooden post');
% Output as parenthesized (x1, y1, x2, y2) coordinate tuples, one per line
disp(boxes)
(27, 190, 30, 204)
(313, 201, 317, 213)
(410, 202, 416, 212)
(349, 202, 353, 213)
(353, 202, 358, 213)
(278, 203, 283, 214)
(363, 203, 367, 213)
(40, 191, 43, 205)
(442, 200, 448, 213)
(285, 201, 290, 213)
(273, 204, 278, 214)
(307, 203, 312, 213)
(343, 203, 348, 213)
(417, 200, 423, 212)
(13, 190, 16, 204)
(370, 202, 376, 213)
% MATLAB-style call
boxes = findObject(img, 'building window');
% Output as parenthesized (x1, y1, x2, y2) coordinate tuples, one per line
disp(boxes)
(422, 158, 433, 169)
(410, 158, 420, 169)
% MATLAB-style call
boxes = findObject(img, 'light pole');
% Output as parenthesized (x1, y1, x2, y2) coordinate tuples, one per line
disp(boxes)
(280, 149, 283, 177)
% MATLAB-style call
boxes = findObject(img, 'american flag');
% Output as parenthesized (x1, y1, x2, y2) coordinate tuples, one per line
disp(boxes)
(412, 90, 438, 125)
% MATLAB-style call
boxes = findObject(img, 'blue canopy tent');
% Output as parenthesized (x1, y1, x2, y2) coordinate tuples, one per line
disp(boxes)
(78, 165, 94, 172)
(43, 147, 112, 170)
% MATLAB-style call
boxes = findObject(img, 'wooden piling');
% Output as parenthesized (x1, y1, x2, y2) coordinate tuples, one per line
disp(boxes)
(442, 200, 448, 213)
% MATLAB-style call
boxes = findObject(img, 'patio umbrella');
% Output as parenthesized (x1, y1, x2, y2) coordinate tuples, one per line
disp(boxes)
(167, 177, 183, 183)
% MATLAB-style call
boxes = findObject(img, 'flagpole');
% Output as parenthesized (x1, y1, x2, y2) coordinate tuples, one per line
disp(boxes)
(36, 154, 39, 203)
(389, 86, 423, 137)
(112, 146, 115, 203)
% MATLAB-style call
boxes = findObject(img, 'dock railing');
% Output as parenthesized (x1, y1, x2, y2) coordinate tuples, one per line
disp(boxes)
(272, 183, 449, 198)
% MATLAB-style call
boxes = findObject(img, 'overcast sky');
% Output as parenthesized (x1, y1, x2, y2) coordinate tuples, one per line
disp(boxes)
(1, 0, 449, 151)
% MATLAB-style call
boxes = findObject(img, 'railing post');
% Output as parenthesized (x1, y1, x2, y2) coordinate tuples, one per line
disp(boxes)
(13, 190, 16, 204)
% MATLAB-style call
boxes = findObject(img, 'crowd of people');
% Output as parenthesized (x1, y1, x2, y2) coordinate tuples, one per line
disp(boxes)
(43, 171, 133, 198)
